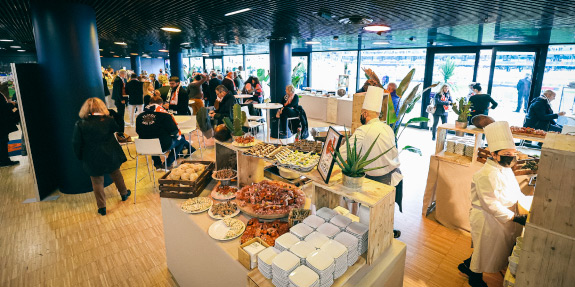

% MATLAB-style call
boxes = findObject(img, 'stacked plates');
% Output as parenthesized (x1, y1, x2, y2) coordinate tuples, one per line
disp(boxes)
(320, 240, 348, 279)
(291, 223, 314, 240)
(258, 247, 281, 279)
(334, 232, 359, 266)
(276, 233, 300, 251)
(306, 250, 335, 287)
(303, 215, 325, 230)
(345, 222, 369, 255)
(316, 207, 337, 221)
(290, 241, 317, 265)
(330, 214, 352, 230)
(288, 265, 320, 287)
(305, 232, 330, 249)
(272, 251, 301, 287)
(316, 223, 341, 239)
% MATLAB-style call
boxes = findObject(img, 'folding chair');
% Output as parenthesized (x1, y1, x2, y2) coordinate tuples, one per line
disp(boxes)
(133, 138, 176, 203)
(240, 106, 263, 136)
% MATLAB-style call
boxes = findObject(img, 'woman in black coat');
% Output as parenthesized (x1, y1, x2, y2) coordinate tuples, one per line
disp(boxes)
(276, 85, 300, 139)
(73, 98, 131, 216)
(0, 82, 19, 167)
(431, 84, 453, 141)
(468, 83, 498, 122)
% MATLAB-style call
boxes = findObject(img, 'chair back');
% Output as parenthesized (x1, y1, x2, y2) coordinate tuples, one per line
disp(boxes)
(135, 138, 164, 155)
(240, 106, 251, 127)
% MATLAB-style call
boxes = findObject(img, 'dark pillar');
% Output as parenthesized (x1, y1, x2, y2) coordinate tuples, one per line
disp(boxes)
(31, 1, 105, 194)
(269, 39, 292, 103)
(130, 55, 141, 76)
(169, 35, 183, 80)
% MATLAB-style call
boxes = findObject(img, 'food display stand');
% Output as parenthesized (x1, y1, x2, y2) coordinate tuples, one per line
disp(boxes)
(161, 139, 406, 287)
(422, 123, 541, 231)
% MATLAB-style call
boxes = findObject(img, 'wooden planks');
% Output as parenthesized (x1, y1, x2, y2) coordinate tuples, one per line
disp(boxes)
(237, 152, 266, 186)
(367, 189, 395, 265)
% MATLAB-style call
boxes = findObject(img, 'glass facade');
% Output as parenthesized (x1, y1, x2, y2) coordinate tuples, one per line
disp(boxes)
(291, 56, 308, 89)
(188, 57, 203, 73)
(542, 45, 575, 115)
(223, 55, 243, 72)
(245, 54, 270, 77)
(311, 51, 357, 92)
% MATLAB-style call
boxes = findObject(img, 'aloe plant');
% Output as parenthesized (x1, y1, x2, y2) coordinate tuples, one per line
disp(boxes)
(332, 127, 393, 178)
(223, 104, 247, 136)
(452, 97, 471, 122)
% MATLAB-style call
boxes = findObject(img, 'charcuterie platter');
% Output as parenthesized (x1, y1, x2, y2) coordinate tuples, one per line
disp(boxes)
(235, 180, 305, 219)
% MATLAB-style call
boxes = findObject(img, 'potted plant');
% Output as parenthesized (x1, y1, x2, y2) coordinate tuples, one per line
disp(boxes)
(452, 97, 471, 129)
(332, 128, 393, 189)
(223, 104, 247, 139)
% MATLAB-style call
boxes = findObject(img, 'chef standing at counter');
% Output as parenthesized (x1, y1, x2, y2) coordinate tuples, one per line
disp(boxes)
(339, 86, 403, 238)
(458, 121, 528, 287)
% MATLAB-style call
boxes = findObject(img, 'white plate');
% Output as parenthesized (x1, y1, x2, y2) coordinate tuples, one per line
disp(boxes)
(180, 198, 213, 214)
(208, 219, 246, 241)
(208, 204, 241, 220)
(210, 187, 237, 201)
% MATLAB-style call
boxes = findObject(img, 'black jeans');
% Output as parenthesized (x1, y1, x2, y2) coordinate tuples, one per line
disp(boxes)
(0, 135, 10, 163)
(114, 101, 126, 133)
(432, 114, 448, 139)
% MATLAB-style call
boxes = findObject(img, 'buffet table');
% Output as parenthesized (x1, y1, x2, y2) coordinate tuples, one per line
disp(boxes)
(298, 94, 353, 126)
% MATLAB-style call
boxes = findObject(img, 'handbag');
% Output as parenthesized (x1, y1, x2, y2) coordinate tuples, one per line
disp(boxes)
(115, 132, 132, 143)
(426, 96, 436, 114)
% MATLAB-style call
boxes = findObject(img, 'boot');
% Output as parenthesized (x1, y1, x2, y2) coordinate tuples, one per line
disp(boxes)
(121, 190, 131, 201)
(97, 207, 106, 216)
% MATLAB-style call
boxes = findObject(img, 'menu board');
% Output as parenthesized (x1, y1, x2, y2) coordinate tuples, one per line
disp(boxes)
(318, 126, 343, 184)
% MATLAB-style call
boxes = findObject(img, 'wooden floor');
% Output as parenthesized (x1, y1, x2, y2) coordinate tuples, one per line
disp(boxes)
(0, 122, 504, 287)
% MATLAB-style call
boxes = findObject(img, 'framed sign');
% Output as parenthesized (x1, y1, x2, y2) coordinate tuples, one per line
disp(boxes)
(318, 126, 343, 184)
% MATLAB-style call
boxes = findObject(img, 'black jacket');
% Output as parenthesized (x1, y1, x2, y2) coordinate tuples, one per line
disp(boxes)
(0, 95, 18, 136)
(73, 116, 127, 176)
(103, 78, 110, 97)
(524, 97, 559, 131)
(433, 92, 453, 116)
(111, 76, 126, 103)
(469, 93, 498, 116)
(208, 78, 222, 105)
(213, 93, 235, 125)
(126, 79, 144, 105)
(202, 82, 210, 100)
(167, 85, 190, 115)
(152, 79, 161, 90)
(136, 105, 180, 151)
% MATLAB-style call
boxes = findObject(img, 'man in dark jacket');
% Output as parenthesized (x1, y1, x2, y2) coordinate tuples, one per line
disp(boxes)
(524, 90, 565, 132)
(136, 96, 193, 169)
(164, 76, 190, 115)
(222, 72, 237, 96)
(126, 74, 144, 126)
(209, 85, 235, 126)
(111, 70, 128, 132)
(515, 74, 531, 113)
(207, 72, 221, 107)
(0, 82, 19, 167)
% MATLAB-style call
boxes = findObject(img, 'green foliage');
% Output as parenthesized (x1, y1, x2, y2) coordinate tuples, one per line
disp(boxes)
(386, 93, 397, 125)
(402, 145, 422, 156)
(439, 58, 456, 83)
(452, 97, 472, 122)
(223, 104, 246, 136)
(332, 127, 392, 177)
(196, 107, 209, 132)
(291, 62, 306, 88)
(396, 68, 415, 98)
(257, 69, 269, 83)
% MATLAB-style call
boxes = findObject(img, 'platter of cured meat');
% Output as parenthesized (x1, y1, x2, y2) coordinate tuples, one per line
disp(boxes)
(510, 126, 548, 138)
(235, 180, 306, 219)
(240, 218, 290, 247)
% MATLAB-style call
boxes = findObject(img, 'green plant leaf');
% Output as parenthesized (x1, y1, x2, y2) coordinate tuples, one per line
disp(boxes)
(358, 134, 381, 163)
(405, 117, 430, 126)
(344, 126, 351, 162)
(396, 68, 414, 98)
(358, 146, 393, 169)
(361, 165, 389, 172)
(333, 150, 351, 171)
(398, 83, 421, 118)
(402, 145, 422, 156)
(405, 95, 421, 114)
(386, 94, 397, 125)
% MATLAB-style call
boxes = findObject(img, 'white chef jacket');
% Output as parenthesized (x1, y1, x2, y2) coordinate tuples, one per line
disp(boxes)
(469, 159, 526, 273)
(339, 118, 402, 186)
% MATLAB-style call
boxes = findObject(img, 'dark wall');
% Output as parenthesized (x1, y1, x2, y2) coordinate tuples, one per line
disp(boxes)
(0, 52, 37, 74)
(100, 57, 165, 75)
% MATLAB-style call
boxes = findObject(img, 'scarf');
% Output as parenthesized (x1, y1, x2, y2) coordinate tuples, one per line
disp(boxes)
(167, 84, 181, 106)
(441, 93, 448, 110)
(149, 104, 182, 136)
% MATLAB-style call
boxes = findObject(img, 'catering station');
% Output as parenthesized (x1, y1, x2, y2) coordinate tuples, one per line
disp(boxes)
(159, 135, 406, 287)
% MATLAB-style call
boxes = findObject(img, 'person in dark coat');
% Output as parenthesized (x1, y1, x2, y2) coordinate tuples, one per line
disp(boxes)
(515, 74, 531, 113)
(103, 75, 110, 98)
(524, 90, 565, 132)
(242, 77, 264, 116)
(136, 96, 192, 169)
(201, 80, 210, 104)
(111, 70, 128, 132)
(187, 73, 208, 114)
(207, 72, 222, 107)
(0, 82, 19, 167)
(276, 85, 300, 139)
(149, 74, 161, 90)
(431, 84, 453, 141)
(164, 76, 190, 115)
(209, 85, 235, 126)
(72, 98, 130, 216)
(469, 83, 498, 122)
(126, 74, 144, 126)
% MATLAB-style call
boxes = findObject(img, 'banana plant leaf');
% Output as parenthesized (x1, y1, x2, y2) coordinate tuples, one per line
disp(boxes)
(405, 95, 421, 114)
(402, 145, 422, 156)
(396, 68, 414, 98)
(386, 94, 397, 125)
(398, 83, 421, 118)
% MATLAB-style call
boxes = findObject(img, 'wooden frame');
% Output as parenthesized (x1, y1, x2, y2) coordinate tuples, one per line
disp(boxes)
(317, 126, 343, 184)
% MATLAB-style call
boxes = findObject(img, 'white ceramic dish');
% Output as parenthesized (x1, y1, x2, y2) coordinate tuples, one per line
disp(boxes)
(180, 197, 212, 214)
(208, 219, 245, 241)
(208, 203, 241, 220)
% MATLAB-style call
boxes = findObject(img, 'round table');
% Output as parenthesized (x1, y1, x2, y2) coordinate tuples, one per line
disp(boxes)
(253, 103, 283, 142)
(234, 94, 253, 104)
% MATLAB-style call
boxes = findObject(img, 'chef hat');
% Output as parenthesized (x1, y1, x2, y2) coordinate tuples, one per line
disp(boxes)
(362, 86, 384, 112)
(484, 121, 516, 152)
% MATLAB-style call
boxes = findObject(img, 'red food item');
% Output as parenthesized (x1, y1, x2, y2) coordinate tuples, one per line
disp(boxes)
(240, 218, 290, 245)
(236, 180, 305, 215)
(235, 135, 254, 144)
(216, 185, 237, 196)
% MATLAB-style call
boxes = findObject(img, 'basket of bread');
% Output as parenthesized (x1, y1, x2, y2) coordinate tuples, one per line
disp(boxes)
(159, 161, 215, 199)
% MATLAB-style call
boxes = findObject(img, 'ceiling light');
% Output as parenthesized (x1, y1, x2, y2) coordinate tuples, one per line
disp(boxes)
(214, 43, 228, 46)
(363, 25, 391, 32)
(113, 55, 119, 57)
(497, 40, 519, 44)
(0, 39, 14, 42)
(159, 49, 169, 52)
(180, 42, 191, 45)
(110, 51, 115, 53)
(114, 42, 127, 45)
(125, 56, 130, 58)
(373, 41, 390, 45)
(305, 41, 321, 45)
(158, 57, 163, 59)
(17, 50, 25, 52)
(10, 46, 21, 48)
(225, 8, 251, 16)
(130, 53, 139, 55)
(99, 49, 103, 51)
(161, 27, 181, 32)
(100, 56, 103, 57)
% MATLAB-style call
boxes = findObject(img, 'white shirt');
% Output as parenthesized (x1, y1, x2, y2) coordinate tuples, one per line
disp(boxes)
(339, 118, 402, 185)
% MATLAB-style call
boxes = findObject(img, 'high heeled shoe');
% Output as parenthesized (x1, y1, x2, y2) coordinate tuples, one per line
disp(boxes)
(98, 207, 106, 216)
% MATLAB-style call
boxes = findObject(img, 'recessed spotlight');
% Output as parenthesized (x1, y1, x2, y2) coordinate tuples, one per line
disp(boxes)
(99, 49, 103, 51)
(110, 51, 115, 53)
(161, 27, 181, 32)
(159, 49, 169, 52)
(0, 39, 14, 42)
(497, 40, 519, 44)
(114, 42, 127, 45)
(225, 8, 251, 16)
(373, 41, 390, 45)
(10, 46, 21, 48)
(100, 55, 103, 57)
(363, 25, 390, 32)
(17, 49, 25, 52)
(113, 55, 119, 57)
(130, 53, 139, 55)
(157, 57, 163, 59)
(305, 41, 321, 45)
(214, 43, 228, 46)
(125, 56, 130, 58)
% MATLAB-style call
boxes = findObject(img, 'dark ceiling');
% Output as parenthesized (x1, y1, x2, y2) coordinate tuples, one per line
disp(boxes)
(1, 0, 575, 58)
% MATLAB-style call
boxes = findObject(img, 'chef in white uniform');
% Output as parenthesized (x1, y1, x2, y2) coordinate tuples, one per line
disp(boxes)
(458, 121, 527, 287)
(339, 86, 403, 238)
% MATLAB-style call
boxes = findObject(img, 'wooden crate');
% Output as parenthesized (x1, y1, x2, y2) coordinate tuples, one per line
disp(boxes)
(158, 161, 215, 199)
(238, 237, 270, 270)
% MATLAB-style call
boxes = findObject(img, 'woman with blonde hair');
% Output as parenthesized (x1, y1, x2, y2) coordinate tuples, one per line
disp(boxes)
(276, 85, 300, 138)
(431, 84, 453, 141)
(73, 97, 131, 216)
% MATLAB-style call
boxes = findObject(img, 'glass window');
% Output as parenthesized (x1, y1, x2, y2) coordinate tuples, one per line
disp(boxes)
(188, 57, 203, 73)
(223, 55, 243, 72)
(311, 51, 357, 93)
(542, 45, 575, 117)
(291, 56, 308, 89)
(205, 58, 213, 72)
(245, 54, 270, 77)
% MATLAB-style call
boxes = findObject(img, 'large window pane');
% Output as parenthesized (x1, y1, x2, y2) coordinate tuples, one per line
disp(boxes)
(223, 55, 243, 72)
(245, 54, 270, 77)
(311, 51, 357, 92)
(476, 50, 492, 88)
(359, 49, 426, 120)
(188, 57, 203, 73)
(291, 56, 308, 89)
(542, 45, 575, 118)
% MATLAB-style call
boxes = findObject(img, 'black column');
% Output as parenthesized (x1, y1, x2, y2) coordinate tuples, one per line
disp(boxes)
(130, 55, 141, 76)
(269, 39, 292, 103)
(169, 35, 183, 79)
(31, 1, 105, 194)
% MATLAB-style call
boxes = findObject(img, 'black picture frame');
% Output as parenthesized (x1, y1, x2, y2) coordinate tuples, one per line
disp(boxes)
(318, 126, 343, 184)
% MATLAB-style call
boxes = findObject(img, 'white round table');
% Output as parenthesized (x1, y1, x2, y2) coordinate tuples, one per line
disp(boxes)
(253, 103, 283, 142)
(234, 94, 254, 104)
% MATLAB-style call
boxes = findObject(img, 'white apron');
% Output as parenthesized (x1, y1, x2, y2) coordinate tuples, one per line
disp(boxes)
(469, 159, 525, 273)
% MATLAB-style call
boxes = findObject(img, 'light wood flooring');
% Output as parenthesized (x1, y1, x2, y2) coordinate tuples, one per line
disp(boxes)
(0, 122, 504, 287)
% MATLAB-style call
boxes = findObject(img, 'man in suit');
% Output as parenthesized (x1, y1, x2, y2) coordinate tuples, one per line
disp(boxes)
(111, 69, 127, 132)
(207, 72, 221, 107)
(125, 74, 144, 126)
(524, 90, 565, 132)
(164, 76, 190, 115)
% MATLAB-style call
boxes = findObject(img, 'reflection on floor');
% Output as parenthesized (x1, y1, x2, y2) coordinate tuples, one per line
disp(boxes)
(0, 119, 504, 286)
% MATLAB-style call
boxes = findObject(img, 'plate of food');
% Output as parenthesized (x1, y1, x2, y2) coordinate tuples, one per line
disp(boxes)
(212, 169, 238, 181)
(235, 180, 306, 219)
(232, 135, 255, 148)
(244, 143, 285, 159)
(180, 197, 213, 214)
(208, 218, 246, 241)
(241, 218, 290, 246)
(275, 149, 320, 172)
(211, 184, 238, 200)
(208, 201, 241, 220)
